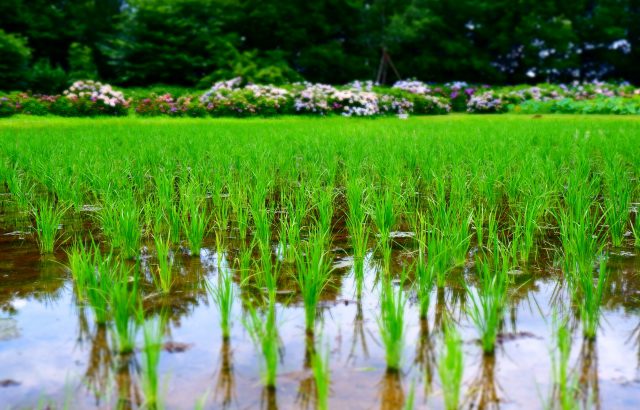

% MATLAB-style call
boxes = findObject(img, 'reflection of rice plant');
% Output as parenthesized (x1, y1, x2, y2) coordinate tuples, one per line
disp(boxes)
(415, 250, 436, 320)
(549, 312, 579, 410)
(467, 250, 509, 355)
(32, 198, 67, 254)
(244, 299, 279, 389)
(438, 324, 464, 410)
(377, 275, 406, 372)
(140, 315, 165, 409)
(153, 235, 174, 293)
(575, 256, 609, 340)
(312, 340, 330, 410)
(110, 266, 140, 354)
(207, 268, 234, 340)
(85, 249, 117, 325)
(296, 233, 332, 335)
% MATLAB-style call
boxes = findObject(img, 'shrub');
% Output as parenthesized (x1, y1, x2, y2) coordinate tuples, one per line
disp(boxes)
(0, 96, 19, 117)
(53, 80, 129, 116)
(0, 30, 31, 91)
(28, 60, 69, 94)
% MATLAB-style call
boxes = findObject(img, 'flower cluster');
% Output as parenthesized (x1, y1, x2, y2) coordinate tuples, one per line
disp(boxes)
(392, 80, 431, 95)
(199, 79, 290, 116)
(135, 94, 205, 117)
(330, 90, 380, 116)
(467, 92, 508, 113)
(293, 83, 337, 114)
(56, 80, 129, 116)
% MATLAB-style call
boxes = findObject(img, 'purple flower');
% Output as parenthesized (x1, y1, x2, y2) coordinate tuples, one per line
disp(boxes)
(465, 88, 475, 96)
(450, 91, 459, 99)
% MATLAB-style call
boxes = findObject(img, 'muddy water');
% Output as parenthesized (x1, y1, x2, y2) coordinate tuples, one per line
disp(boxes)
(1, 201, 640, 409)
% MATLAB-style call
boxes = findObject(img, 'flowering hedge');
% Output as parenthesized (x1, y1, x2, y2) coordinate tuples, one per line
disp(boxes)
(1, 78, 639, 118)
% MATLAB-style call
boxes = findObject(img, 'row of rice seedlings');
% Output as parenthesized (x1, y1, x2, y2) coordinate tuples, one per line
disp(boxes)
(377, 272, 407, 373)
(438, 324, 464, 410)
(602, 157, 632, 247)
(314, 184, 335, 243)
(31, 198, 68, 253)
(295, 232, 333, 335)
(467, 243, 510, 355)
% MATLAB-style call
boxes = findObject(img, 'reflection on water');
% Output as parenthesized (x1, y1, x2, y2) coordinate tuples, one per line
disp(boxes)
(1, 208, 640, 409)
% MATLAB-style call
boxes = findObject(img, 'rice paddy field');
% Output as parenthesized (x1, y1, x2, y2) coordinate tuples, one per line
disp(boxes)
(1, 114, 640, 409)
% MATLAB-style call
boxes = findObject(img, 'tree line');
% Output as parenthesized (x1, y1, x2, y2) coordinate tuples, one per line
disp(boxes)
(1, 0, 637, 92)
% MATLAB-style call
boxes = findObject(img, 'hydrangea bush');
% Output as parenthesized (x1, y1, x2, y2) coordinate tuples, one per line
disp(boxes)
(53, 80, 129, 116)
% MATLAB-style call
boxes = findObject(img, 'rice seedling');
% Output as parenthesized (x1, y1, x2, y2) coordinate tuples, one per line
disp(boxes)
(230, 185, 250, 242)
(415, 250, 436, 320)
(371, 188, 396, 249)
(377, 273, 406, 372)
(314, 184, 335, 242)
(244, 298, 279, 389)
(31, 198, 68, 254)
(295, 233, 332, 335)
(207, 267, 234, 340)
(438, 324, 464, 410)
(311, 338, 331, 410)
(181, 198, 210, 257)
(466, 246, 509, 355)
(153, 234, 174, 293)
(140, 315, 165, 409)
(6, 168, 35, 210)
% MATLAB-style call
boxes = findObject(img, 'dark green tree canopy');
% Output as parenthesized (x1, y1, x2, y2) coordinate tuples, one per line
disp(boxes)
(0, 0, 637, 90)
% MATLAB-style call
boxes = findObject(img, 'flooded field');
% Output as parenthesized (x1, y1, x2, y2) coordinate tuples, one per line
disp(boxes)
(1, 116, 640, 409)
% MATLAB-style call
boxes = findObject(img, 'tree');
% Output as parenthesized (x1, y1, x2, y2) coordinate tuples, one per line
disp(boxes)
(0, 29, 31, 90)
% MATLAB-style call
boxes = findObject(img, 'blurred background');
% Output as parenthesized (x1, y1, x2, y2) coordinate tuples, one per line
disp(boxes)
(0, 0, 638, 93)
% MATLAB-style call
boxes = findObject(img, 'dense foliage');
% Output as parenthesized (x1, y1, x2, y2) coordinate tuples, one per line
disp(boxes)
(0, 0, 638, 92)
